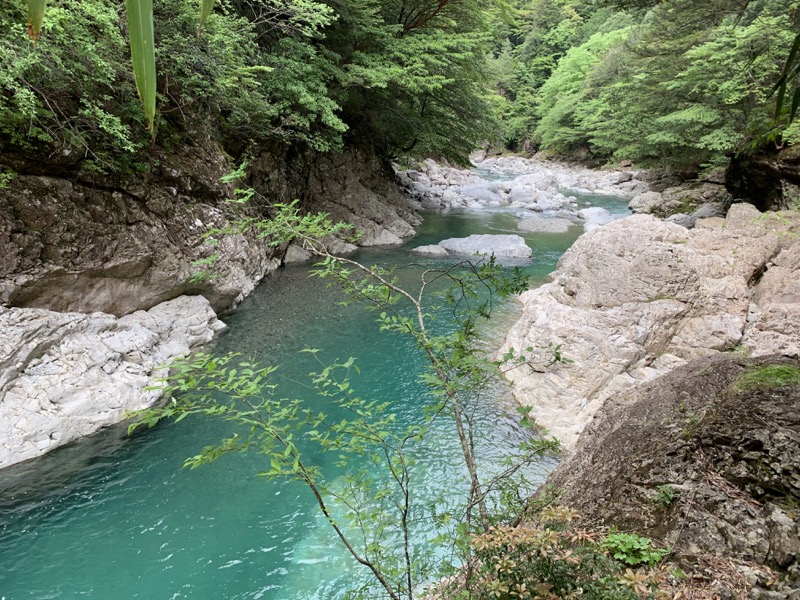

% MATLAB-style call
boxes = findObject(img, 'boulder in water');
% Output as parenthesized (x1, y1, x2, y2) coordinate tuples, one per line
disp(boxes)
(438, 234, 532, 259)
(518, 216, 573, 234)
(411, 244, 449, 257)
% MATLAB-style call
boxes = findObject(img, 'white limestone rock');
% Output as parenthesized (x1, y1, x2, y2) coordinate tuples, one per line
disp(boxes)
(0, 295, 224, 468)
(500, 204, 800, 450)
(438, 234, 532, 259)
(411, 245, 449, 256)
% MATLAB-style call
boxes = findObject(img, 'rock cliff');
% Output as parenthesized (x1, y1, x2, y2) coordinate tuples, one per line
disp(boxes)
(547, 354, 800, 596)
(500, 203, 800, 448)
(1, 142, 419, 316)
(0, 141, 420, 467)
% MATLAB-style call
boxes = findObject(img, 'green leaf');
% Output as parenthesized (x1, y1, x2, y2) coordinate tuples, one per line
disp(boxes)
(26, 0, 47, 44)
(198, 0, 216, 31)
(125, 0, 157, 132)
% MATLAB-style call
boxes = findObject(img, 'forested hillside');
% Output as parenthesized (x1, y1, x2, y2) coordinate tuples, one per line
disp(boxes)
(0, 0, 497, 175)
(491, 0, 800, 170)
(1, 0, 799, 176)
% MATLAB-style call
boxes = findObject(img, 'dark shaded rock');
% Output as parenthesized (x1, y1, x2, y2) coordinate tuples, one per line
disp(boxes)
(548, 354, 800, 594)
(0, 142, 419, 316)
(726, 146, 800, 211)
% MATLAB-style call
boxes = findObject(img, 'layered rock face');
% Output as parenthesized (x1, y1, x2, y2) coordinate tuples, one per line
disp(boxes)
(0, 141, 420, 467)
(547, 354, 800, 596)
(1, 143, 420, 316)
(500, 203, 800, 448)
(0, 296, 223, 468)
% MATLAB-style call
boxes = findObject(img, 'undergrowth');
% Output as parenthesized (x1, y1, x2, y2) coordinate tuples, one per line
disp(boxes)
(462, 506, 672, 599)
(731, 364, 800, 392)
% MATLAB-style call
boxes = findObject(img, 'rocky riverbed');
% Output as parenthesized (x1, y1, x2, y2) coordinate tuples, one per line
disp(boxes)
(397, 154, 733, 238)
(0, 143, 421, 467)
(397, 156, 635, 226)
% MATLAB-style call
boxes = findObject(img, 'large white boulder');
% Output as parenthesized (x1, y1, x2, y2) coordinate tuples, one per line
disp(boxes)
(438, 234, 532, 259)
(0, 295, 225, 468)
(500, 204, 800, 449)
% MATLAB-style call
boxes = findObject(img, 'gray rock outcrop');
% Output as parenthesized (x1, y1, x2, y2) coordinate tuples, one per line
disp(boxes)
(500, 204, 800, 449)
(1, 161, 279, 317)
(1, 143, 420, 318)
(629, 176, 729, 227)
(0, 295, 224, 468)
(413, 234, 532, 260)
(547, 354, 800, 596)
(300, 146, 421, 246)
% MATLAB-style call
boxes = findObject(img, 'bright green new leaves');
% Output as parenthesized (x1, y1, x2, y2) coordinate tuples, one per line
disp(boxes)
(525, 0, 800, 167)
(25, 0, 46, 43)
(125, 0, 156, 132)
(534, 25, 630, 153)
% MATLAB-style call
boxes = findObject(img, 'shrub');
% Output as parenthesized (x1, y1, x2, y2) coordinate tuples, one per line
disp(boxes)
(467, 506, 669, 599)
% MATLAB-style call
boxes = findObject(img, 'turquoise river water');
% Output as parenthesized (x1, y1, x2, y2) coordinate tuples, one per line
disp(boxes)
(0, 195, 628, 599)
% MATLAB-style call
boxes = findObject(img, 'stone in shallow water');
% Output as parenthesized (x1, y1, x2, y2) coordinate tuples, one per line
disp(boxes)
(438, 234, 532, 258)
(411, 244, 449, 256)
(518, 216, 573, 234)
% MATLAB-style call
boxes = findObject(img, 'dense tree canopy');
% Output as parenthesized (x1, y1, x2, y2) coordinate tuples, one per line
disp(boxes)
(489, 0, 800, 169)
(2, 0, 799, 173)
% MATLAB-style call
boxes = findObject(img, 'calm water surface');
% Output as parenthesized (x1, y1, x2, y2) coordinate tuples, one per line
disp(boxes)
(0, 200, 628, 599)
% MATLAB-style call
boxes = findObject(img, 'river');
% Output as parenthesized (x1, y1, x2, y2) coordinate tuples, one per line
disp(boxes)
(0, 194, 628, 599)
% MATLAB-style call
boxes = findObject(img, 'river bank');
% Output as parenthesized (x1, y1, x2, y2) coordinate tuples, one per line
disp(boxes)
(3, 150, 798, 596)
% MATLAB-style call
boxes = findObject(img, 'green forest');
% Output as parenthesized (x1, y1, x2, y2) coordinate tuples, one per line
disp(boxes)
(1, 0, 799, 173)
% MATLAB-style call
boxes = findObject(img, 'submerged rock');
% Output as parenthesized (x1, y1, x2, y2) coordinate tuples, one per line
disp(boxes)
(517, 216, 574, 233)
(500, 204, 800, 449)
(0, 295, 224, 468)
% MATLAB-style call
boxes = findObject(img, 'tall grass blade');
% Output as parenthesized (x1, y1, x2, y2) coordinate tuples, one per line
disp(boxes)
(125, 0, 157, 132)
(198, 0, 216, 32)
(26, 0, 47, 44)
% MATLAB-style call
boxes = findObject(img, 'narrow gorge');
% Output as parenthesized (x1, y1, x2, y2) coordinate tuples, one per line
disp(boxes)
(3, 146, 799, 597)
(3, 0, 800, 596)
